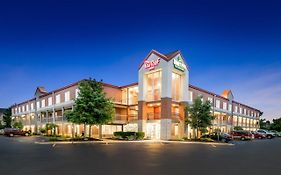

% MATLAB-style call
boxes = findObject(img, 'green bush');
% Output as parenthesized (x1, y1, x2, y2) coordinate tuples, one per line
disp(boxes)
(199, 138, 214, 142)
(114, 131, 145, 140)
(136, 132, 145, 140)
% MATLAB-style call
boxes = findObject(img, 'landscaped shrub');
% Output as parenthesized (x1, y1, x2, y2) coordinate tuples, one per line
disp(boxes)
(199, 138, 214, 142)
(114, 131, 145, 140)
(136, 132, 145, 140)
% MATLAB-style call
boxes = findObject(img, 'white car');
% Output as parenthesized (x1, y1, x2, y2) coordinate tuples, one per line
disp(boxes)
(257, 129, 275, 139)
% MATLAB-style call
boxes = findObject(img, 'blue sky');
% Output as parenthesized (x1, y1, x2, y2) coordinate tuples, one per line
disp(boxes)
(0, 0, 280, 120)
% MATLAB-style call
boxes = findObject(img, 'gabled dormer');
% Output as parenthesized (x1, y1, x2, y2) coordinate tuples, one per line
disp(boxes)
(221, 89, 234, 101)
(35, 86, 48, 98)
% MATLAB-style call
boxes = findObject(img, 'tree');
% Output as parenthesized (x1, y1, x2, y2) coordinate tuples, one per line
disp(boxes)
(65, 78, 114, 139)
(45, 123, 58, 136)
(3, 108, 12, 128)
(185, 97, 214, 139)
(234, 126, 243, 131)
(259, 118, 268, 129)
(270, 118, 281, 132)
(13, 121, 24, 130)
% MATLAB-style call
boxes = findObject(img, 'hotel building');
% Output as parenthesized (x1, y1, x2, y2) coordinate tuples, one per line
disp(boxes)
(11, 50, 262, 140)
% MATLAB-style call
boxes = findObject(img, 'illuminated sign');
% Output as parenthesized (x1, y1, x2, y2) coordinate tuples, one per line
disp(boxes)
(173, 56, 187, 71)
(144, 58, 161, 70)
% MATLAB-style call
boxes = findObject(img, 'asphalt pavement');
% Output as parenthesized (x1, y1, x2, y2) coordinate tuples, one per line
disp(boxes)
(0, 136, 280, 175)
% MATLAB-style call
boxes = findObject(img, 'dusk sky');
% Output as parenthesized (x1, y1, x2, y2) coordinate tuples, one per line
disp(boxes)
(0, 0, 280, 120)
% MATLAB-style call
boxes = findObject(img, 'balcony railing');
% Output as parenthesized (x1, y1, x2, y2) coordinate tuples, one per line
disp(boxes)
(128, 114, 138, 121)
(172, 113, 180, 120)
(147, 113, 161, 120)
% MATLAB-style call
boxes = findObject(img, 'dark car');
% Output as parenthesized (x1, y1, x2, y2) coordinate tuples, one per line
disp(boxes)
(201, 132, 233, 143)
(4, 128, 29, 137)
(231, 130, 254, 141)
(251, 131, 266, 139)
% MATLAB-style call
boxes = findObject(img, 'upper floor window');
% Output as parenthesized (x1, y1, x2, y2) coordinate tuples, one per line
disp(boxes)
(172, 72, 181, 101)
(146, 70, 161, 101)
(207, 97, 213, 104)
(31, 103, 34, 110)
(75, 89, 80, 98)
(235, 106, 238, 113)
(223, 102, 227, 110)
(36, 101, 40, 109)
(244, 108, 247, 115)
(65, 91, 70, 102)
(26, 104, 29, 112)
(18, 107, 21, 113)
(56, 94, 61, 104)
(216, 100, 220, 108)
(48, 97, 52, 106)
(189, 91, 193, 102)
(41, 99, 45, 108)
(228, 104, 232, 112)
(239, 107, 242, 114)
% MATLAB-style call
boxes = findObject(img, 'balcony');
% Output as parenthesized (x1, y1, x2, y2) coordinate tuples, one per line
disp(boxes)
(128, 114, 138, 121)
(172, 113, 180, 121)
(147, 113, 160, 120)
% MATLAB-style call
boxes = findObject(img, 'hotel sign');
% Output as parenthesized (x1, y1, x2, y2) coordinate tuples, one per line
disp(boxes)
(144, 58, 161, 70)
(173, 56, 187, 71)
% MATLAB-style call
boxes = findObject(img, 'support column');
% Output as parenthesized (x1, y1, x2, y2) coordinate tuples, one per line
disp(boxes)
(160, 98, 172, 140)
(62, 107, 64, 136)
(138, 101, 147, 133)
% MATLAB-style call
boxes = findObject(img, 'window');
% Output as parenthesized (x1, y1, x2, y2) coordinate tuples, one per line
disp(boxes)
(207, 97, 213, 104)
(41, 99, 45, 108)
(36, 101, 40, 109)
(216, 100, 220, 108)
(172, 72, 181, 101)
(48, 97, 52, 106)
(26, 104, 29, 111)
(244, 108, 247, 115)
(223, 102, 227, 110)
(56, 94, 61, 104)
(22, 106, 25, 112)
(75, 89, 80, 98)
(146, 71, 161, 101)
(239, 107, 242, 114)
(31, 103, 34, 110)
(65, 91, 70, 102)
(19, 107, 21, 113)
(189, 91, 193, 102)
(228, 104, 232, 112)
(235, 106, 238, 113)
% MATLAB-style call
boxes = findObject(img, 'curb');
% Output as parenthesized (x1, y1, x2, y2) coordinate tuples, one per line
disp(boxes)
(34, 140, 234, 146)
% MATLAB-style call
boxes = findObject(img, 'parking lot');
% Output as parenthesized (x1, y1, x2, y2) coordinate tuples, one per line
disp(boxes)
(0, 136, 281, 175)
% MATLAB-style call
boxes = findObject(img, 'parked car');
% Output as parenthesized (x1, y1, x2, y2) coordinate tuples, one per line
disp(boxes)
(3, 128, 29, 137)
(257, 129, 275, 139)
(251, 131, 266, 139)
(231, 130, 254, 141)
(269, 130, 281, 137)
(201, 132, 233, 143)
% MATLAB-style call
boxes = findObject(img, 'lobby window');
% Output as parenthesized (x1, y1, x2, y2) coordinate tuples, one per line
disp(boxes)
(172, 72, 181, 101)
(41, 99, 45, 108)
(216, 100, 220, 108)
(65, 91, 70, 102)
(56, 94, 61, 104)
(48, 97, 52, 106)
(128, 86, 138, 105)
(146, 70, 161, 101)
